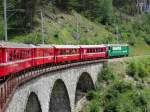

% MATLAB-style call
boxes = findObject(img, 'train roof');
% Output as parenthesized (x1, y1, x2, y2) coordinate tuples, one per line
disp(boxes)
(0, 41, 35, 48)
(107, 44, 128, 46)
(36, 44, 54, 48)
(53, 45, 80, 49)
(80, 45, 106, 48)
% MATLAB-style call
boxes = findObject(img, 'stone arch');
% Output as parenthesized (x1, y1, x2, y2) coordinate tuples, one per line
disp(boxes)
(75, 72, 95, 104)
(49, 79, 71, 112)
(25, 92, 42, 112)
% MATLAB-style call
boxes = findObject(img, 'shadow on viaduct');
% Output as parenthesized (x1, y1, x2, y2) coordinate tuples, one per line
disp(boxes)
(5, 63, 103, 112)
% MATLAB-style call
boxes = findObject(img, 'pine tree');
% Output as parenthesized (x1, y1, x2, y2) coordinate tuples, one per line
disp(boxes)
(101, 0, 113, 24)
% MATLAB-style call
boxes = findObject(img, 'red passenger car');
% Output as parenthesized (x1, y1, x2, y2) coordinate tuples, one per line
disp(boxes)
(80, 45, 106, 60)
(54, 45, 80, 63)
(0, 42, 34, 79)
(33, 45, 54, 66)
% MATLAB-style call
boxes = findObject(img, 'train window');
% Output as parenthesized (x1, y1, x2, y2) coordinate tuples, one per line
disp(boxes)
(17, 50, 19, 59)
(49, 49, 52, 55)
(75, 49, 77, 54)
(44, 50, 47, 57)
(22, 50, 25, 59)
(20, 50, 23, 59)
(13, 50, 16, 60)
(109, 47, 112, 50)
(17, 50, 20, 59)
(100, 48, 103, 52)
(86, 49, 88, 53)
(88, 49, 91, 53)
(93, 49, 95, 53)
(30, 49, 32, 58)
(8, 51, 12, 62)
(92, 49, 94, 53)
(87, 49, 90, 53)
(73, 49, 77, 54)
(60, 49, 63, 55)
(70, 49, 72, 54)
(28, 51, 30, 58)
(93, 49, 94, 53)
(103, 48, 106, 52)
(97, 49, 100, 52)
(64, 50, 66, 55)
(28, 50, 30, 57)
(0, 49, 2, 63)
(8, 50, 12, 61)
(22, 50, 24, 59)
(90, 49, 92, 53)
(69, 49, 71, 54)
(37, 50, 41, 57)
(95, 49, 97, 52)
(25, 50, 27, 58)
(63, 50, 65, 55)
(66, 49, 70, 55)
(89, 49, 91, 53)
(84, 49, 86, 54)
(17, 51, 20, 59)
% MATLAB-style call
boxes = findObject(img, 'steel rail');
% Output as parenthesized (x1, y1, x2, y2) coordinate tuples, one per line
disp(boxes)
(0, 59, 105, 112)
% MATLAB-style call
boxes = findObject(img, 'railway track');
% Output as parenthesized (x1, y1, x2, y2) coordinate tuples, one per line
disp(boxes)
(0, 55, 149, 112)
(0, 59, 105, 112)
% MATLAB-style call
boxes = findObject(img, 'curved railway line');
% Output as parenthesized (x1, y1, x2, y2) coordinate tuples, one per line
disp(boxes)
(1, 41, 148, 112)
(0, 59, 104, 112)
(0, 55, 149, 112)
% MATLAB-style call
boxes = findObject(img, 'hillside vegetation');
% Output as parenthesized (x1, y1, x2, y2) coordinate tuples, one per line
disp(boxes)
(0, 0, 150, 56)
(82, 57, 150, 112)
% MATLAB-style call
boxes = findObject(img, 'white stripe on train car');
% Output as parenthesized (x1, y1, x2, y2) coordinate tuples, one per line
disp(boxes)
(0, 56, 54, 66)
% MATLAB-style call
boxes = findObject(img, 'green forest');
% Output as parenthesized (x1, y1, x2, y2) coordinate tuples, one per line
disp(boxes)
(0, 0, 150, 56)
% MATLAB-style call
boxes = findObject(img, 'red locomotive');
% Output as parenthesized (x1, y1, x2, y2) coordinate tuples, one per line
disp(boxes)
(0, 41, 107, 81)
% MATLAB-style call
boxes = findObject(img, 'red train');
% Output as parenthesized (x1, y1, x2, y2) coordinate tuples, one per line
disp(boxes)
(0, 42, 106, 81)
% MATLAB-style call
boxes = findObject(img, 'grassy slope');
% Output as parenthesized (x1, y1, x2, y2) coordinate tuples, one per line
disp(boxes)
(9, 12, 110, 44)
(129, 42, 150, 56)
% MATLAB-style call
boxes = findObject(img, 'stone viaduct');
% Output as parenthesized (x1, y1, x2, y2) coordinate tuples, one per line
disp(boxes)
(5, 62, 103, 112)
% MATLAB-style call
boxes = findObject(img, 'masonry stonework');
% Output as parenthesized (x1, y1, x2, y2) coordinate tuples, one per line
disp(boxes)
(5, 63, 103, 112)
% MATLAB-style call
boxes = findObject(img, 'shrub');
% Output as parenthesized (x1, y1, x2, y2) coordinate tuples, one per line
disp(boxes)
(127, 61, 139, 77)
(105, 89, 118, 101)
(112, 81, 132, 93)
(138, 63, 148, 78)
(131, 92, 148, 110)
(90, 100, 100, 112)
(144, 36, 150, 45)
(103, 102, 117, 112)
(105, 81, 133, 102)
(86, 91, 99, 101)
(127, 34, 137, 46)
(98, 67, 114, 83)
(54, 33, 59, 38)
(127, 60, 149, 80)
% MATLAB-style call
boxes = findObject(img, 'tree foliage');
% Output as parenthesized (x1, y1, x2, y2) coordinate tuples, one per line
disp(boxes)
(70, 0, 113, 24)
